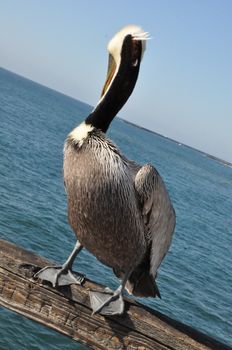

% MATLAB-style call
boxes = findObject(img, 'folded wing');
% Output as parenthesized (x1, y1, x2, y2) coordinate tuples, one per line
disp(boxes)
(134, 164, 176, 277)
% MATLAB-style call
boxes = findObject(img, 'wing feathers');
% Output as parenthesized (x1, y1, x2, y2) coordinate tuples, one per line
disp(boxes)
(134, 164, 175, 277)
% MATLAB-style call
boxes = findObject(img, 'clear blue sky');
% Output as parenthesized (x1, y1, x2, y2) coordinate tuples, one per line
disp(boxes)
(1, 0, 232, 162)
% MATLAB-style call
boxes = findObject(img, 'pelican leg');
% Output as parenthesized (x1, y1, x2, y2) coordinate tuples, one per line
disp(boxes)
(33, 240, 85, 287)
(89, 269, 132, 316)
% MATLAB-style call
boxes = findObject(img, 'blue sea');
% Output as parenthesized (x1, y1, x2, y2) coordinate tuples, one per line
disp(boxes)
(0, 67, 231, 349)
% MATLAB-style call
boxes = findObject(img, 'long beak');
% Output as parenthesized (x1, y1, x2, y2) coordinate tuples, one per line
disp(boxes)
(101, 54, 117, 98)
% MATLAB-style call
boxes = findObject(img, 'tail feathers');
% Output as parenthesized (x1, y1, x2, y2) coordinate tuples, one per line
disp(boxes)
(113, 249, 161, 299)
(126, 270, 161, 298)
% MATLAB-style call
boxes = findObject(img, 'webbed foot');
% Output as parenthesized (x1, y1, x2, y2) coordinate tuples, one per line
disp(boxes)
(89, 287, 124, 315)
(33, 265, 85, 287)
(33, 240, 84, 287)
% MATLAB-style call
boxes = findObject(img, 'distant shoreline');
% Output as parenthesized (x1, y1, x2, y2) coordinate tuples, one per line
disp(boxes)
(1, 67, 231, 168)
(120, 118, 232, 168)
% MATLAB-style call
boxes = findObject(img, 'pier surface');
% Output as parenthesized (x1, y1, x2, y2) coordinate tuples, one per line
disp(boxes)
(0, 239, 231, 350)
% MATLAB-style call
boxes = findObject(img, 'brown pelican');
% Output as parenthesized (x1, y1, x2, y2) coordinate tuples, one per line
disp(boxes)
(35, 25, 176, 315)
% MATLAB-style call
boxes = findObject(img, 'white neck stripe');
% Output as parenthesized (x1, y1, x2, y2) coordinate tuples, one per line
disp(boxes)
(69, 122, 94, 143)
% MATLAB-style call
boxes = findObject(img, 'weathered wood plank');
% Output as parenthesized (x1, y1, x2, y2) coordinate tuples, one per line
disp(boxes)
(0, 239, 231, 350)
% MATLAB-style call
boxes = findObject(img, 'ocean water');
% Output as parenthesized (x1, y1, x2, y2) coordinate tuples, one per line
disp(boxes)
(0, 67, 231, 349)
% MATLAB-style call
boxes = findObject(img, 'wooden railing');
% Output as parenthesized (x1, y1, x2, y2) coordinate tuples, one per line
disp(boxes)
(0, 239, 231, 350)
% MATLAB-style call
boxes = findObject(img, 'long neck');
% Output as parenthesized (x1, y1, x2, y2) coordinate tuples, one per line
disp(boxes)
(85, 45, 141, 133)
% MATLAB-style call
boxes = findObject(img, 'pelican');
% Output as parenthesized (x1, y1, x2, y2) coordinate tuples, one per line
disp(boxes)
(35, 25, 176, 315)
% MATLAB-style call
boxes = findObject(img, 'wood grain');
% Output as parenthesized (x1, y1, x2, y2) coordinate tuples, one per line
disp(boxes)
(0, 239, 231, 350)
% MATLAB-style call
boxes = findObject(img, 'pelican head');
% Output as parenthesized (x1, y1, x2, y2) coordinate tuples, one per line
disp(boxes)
(101, 25, 148, 99)
(71, 25, 149, 142)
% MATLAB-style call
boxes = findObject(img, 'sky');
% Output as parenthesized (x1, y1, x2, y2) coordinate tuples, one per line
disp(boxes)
(0, 0, 232, 162)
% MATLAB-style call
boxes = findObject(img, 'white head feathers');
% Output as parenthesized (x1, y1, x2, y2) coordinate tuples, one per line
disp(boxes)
(107, 25, 149, 67)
